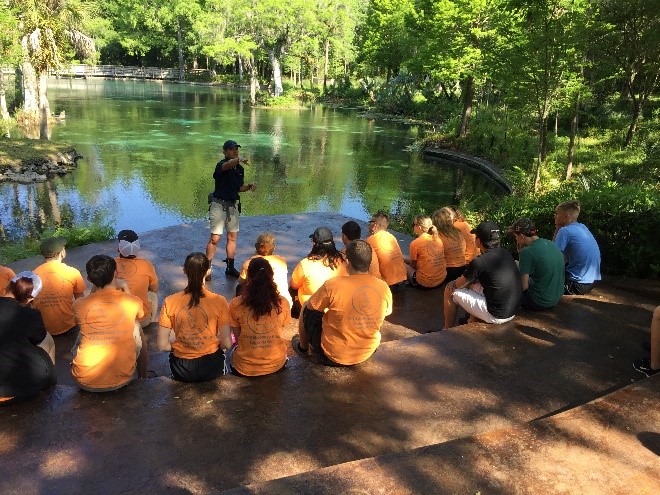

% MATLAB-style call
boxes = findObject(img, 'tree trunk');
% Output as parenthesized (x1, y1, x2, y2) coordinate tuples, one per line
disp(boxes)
(299, 58, 304, 88)
(267, 49, 283, 96)
(534, 115, 548, 192)
(624, 100, 641, 147)
(554, 109, 558, 134)
(37, 72, 50, 140)
(457, 75, 474, 138)
(323, 38, 329, 93)
(0, 69, 9, 120)
(249, 56, 258, 106)
(565, 91, 580, 181)
(21, 59, 38, 116)
(177, 19, 185, 82)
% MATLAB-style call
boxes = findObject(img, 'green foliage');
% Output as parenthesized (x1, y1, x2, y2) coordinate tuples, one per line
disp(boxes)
(185, 69, 213, 82)
(257, 87, 319, 107)
(0, 223, 114, 263)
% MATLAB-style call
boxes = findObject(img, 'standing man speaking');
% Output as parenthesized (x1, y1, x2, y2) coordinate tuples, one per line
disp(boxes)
(206, 140, 256, 278)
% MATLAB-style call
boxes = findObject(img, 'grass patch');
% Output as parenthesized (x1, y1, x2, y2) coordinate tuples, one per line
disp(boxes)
(0, 138, 76, 170)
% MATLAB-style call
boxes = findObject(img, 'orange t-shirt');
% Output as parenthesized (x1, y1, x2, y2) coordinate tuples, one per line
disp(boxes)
(158, 288, 230, 360)
(409, 233, 447, 287)
(33, 261, 87, 335)
(338, 246, 381, 279)
(366, 230, 407, 286)
(308, 273, 392, 366)
(438, 232, 467, 268)
(0, 265, 16, 293)
(72, 287, 144, 390)
(454, 220, 480, 263)
(115, 257, 158, 322)
(239, 254, 292, 307)
(229, 295, 291, 376)
(290, 257, 343, 305)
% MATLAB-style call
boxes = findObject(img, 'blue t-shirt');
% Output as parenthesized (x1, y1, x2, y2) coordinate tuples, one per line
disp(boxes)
(554, 222, 601, 284)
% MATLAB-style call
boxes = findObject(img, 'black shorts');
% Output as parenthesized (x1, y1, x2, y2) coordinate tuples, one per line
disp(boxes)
(302, 308, 344, 367)
(445, 266, 466, 282)
(169, 347, 225, 383)
(0, 344, 56, 402)
(564, 280, 594, 295)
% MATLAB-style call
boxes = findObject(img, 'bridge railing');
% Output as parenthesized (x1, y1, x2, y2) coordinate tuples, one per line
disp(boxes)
(49, 65, 181, 80)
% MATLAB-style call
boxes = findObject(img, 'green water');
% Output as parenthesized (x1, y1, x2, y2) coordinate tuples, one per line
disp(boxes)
(1, 79, 498, 239)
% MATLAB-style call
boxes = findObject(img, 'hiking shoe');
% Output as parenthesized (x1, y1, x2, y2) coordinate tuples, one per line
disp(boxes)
(225, 266, 240, 278)
(633, 358, 659, 377)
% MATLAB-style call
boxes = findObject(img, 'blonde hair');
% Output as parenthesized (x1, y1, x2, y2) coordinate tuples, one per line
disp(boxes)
(556, 200, 581, 221)
(255, 232, 275, 256)
(432, 207, 461, 240)
(414, 215, 438, 236)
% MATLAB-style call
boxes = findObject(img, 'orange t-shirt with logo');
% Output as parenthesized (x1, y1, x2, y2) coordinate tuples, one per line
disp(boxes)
(338, 247, 381, 279)
(239, 254, 292, 307)
(0, 265, 15, 293)
(366, 230, 407, 286)
(229, 295, 291, 376)
(290, 257, 343, 305)
(158, 288, 230, 360)
(33, 261, 87, 335)
(308, 273, 392, 366)
(454, 220, 480, 263)
(115, 257, 158, 322)
(410, 233, 447, 287)
(72, 287, 144, 390)
(438, 232, 467, 268)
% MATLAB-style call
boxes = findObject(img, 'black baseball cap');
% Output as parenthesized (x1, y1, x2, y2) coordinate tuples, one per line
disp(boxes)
(117, 229, 139, 242)
(471, 221, 501, 244)
(223, 140, 241, 150)
(310, 227, 334, 243)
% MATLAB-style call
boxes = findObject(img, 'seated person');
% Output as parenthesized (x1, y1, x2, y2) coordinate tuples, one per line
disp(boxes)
(339, 221, 381, 278)
(553, 200, 601, 295)
(1, 263, 16, 293)
(406, 215, 447, 289)
(0, 272, 56, 405)
(633, 306, 660, 377)
(450, 207, 480, 263)
(432, 207, 467, 282)
(72, 255, 148, 392)
(366, 211, 407, 290)
(443, 221, 522, 328)
(237, 232, 292, 308)
(225, 257, 291, 377)
(293, 240, 392, 366)
(158, 253, 232, 382)
(115, 229, 159, 328)
(290, 226, 344, 308)
(33, 237, 86, 336)
(510, 218, 565, 310)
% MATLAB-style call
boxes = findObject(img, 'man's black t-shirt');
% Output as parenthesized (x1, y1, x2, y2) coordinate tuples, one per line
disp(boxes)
(463, 247, 522, 319)
(0, 297, 56, 397)
(213, 158, 245, 201)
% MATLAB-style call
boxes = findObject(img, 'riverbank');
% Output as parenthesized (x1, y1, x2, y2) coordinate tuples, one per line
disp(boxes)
(0, 139, 82, 183)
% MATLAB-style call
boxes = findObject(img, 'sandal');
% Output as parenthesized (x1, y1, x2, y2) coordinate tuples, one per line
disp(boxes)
(291, 335, 309, 356)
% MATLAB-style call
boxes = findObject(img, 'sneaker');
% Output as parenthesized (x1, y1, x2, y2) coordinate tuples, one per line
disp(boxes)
(291, 335, 309, 356)
(225, 266, 240, 278)
(633, 358, 659, 377)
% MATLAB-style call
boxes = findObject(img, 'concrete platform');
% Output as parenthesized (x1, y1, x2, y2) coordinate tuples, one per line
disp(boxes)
(1, 214, 659, 494)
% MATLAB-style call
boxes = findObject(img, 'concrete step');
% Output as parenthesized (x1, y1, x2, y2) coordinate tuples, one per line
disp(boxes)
(221, 373, 660, 495)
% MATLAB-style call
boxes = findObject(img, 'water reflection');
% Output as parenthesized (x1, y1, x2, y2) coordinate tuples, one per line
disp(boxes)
(1, 79, 502, 241)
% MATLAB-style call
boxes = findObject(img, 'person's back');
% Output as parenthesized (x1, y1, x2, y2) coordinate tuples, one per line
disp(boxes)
(0, 264, 15, 293)
(453, 217, 479, 263)
(33, 237, 86, 335)
(366, 212, 406, 287)
(554, 200, 601, 294)
(229, 258, 291, 377)
(115, 230, 159, 327)
(290, 227, 344, 305)
(408, 216, 447, 289)
(238, 233, 292, 307)
(313, 273, 392, 365)
(72, 255, 145, 392)
(0, 272, 56, 404)
(469, 247, 522, 319)
(520, 239, 565, 308)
